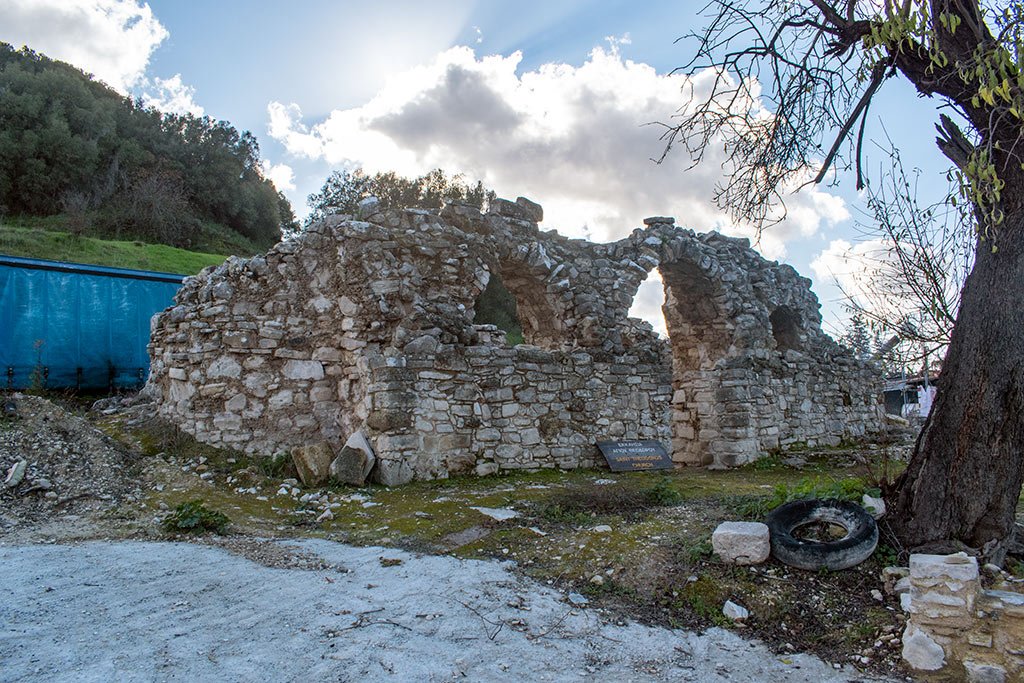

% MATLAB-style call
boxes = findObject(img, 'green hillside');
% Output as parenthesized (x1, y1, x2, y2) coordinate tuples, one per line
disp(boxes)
(0, 223, 227, 274)
(0, 43, 296, 254)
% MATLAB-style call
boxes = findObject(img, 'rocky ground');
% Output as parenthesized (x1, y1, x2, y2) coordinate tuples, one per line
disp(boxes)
(3, 393, 1021, 681)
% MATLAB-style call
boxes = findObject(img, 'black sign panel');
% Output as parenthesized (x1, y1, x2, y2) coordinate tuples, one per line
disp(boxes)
(596, 440, 673, 472)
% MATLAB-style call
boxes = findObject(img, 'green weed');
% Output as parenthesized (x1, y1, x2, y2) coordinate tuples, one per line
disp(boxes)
(162, 500, 230, 534)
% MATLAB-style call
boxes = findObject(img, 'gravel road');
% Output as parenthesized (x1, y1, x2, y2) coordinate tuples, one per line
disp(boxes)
(0, 539, 890, 682)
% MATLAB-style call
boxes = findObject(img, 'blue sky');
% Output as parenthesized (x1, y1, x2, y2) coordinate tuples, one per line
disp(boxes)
(0, 0, 952, 336)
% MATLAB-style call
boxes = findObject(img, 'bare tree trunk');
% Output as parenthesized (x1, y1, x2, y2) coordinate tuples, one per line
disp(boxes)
(889, 203, 1024, 554)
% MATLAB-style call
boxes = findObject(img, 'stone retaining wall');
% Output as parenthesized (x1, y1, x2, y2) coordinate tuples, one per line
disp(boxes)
(148, 197, 882, 484)
(902, 553, 1024, 682)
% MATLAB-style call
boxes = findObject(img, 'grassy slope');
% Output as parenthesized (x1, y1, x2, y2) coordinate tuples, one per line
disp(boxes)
(0, 224, 229, 275)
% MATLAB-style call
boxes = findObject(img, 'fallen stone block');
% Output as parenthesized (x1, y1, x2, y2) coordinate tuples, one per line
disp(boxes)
(291, 442, 334, 487)
(712, 521, 770, 565)
(330, 431, 376, 486)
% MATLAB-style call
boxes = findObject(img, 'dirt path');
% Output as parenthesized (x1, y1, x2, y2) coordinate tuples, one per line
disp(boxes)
(0, 539, 891, 683)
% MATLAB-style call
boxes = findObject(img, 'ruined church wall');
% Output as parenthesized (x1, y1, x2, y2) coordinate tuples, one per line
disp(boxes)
(148, 199, 882, 482)
(366, 334, 672, 484)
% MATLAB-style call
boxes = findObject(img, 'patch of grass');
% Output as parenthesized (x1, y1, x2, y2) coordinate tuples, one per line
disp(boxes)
(678, 575, 732, 627)
(132, 418, 248, 473)
(642, 477, 683, 505)
(683, 538, 714, 564)
(535, 476, 682, 525)
(724, 474, 872, 520)
(743, 451, 786, 471)
(162, 500, 230, 534)
(581, 576, 636, 599)
(0, 223, 228, 274)
(539, 503, 593, 526)
(256, 453, 292, 479)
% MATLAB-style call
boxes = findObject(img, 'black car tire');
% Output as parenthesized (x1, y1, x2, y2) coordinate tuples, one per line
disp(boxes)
(765, 498, 878, 571)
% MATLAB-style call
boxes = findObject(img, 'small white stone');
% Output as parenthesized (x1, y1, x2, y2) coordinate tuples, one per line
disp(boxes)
(470, 507, 519, 521)
(722, 600, 749, 621)
(567, 592, 588, 606)
(862, 494, 886, 519)
(591, 525, 612, 533)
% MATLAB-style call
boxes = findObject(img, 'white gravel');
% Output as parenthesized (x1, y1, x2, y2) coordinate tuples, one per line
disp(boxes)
(0, 539, 887, 682)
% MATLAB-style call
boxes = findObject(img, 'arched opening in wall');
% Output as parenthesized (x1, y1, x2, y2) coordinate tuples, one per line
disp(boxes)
(770, 306, 802, 353)
(473, 273, 525, 345)
(627, 270, 669, 338)
(654, 257, 732, 466)
(659, 259, 729, 371)
(496, 265, 562, 348)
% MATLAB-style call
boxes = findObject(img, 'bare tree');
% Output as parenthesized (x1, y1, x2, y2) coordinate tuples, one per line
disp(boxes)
(663, 0, 1024, 558)
(826, 143, 974, 369)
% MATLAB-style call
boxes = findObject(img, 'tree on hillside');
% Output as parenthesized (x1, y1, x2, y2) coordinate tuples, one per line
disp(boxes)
(0, 43, 293, 250)
(663, 1, 1024, 559)
(306, 167, 494, 226)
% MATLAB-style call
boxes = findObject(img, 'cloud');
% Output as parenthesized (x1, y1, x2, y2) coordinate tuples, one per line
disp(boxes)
(141, 74, 204, 116)
(627, 270, 668, 337)
(261, 161, 296, 192)
(0, 0, 168, 92)
(811, 238, 894, 313)
(267, 46, 848, 261)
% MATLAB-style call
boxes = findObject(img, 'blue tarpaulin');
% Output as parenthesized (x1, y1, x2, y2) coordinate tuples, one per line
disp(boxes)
(0, 255, 184, 390)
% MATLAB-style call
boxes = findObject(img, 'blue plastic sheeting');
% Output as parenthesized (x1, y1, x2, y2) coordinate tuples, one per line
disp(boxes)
(0, 255, 184, 390)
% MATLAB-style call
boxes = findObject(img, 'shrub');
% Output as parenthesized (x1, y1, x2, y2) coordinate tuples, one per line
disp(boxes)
(162, 500, 230, 534)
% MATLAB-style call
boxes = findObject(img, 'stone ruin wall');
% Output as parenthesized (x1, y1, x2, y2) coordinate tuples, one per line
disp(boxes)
(148, 197, 882, 485)
(902, 553, 1023, 681)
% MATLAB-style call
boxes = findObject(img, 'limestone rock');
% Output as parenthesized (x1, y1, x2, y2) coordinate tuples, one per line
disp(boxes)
(356, 196, 381, 219)
(722, 600, 749, 621)
(963, 661, 1007, 683)
(330, 431, 376, 486)
(515, 196, 543, 223)
(375, 458, 413, 487)
(291, 443, 334, 487)
(902, 623, 946, 671)
(474, 462, 498, 477)
(712, 521, 770, 565)
(862, 493, 886, 519)
(4, 459, 27, 488)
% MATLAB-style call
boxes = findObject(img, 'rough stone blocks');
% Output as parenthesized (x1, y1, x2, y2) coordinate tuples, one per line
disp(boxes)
(712, 521, 769, 565)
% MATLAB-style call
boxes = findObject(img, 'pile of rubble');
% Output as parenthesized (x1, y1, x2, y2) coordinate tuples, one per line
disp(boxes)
(0, 394, 142, 535)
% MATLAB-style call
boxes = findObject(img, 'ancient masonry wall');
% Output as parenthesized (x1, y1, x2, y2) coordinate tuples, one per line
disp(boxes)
(902, 553, 1024, 682)
(148, 197, 882, 485)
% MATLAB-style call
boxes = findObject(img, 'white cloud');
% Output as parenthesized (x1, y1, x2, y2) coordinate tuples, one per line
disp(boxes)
(141, 74, 204, 117)
(261, 160, 296, 192)
(627, 270, 668, 337)
(0, 0, 168, 92)
(811, 238, 894, 313)
(267, 46, 848, 261)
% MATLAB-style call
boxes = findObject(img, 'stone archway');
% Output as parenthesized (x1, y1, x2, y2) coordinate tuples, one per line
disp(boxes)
(657, 256, 734, 465)
(499, 264, 562, 347)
